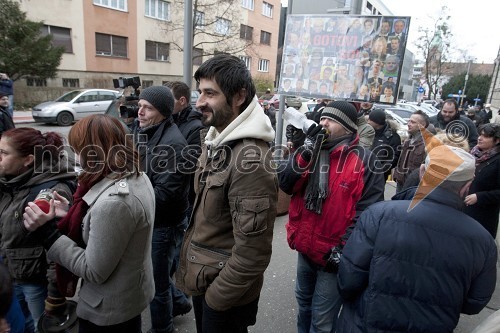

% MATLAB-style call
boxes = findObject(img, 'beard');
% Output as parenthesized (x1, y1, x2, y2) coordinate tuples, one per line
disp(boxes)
(201, 104, 235, 130)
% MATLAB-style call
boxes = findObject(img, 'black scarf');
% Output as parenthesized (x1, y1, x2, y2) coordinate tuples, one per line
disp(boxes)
(304, 134, 354, 214)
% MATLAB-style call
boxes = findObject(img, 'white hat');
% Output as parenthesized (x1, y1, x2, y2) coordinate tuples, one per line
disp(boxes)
(485, 103, 491, 108)
(424, 145, 475, 182)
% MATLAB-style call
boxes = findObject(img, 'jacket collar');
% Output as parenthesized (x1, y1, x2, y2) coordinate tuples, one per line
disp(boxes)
(83, 173, 133, 207)
(392, 185, 465, 211)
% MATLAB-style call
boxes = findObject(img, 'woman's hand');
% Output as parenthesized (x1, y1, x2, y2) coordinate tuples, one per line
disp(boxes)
(23, 191, 69, 231)
(23, 200, 56, 231)
(51, 191, 70, 218)
(0, 318, 10, 333)
(464, 193, 478, 206)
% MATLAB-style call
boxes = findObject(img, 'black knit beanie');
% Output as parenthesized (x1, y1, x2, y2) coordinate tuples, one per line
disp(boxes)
(368, 109, 386, 126)
(321, 101, 358, 133)
(139, 86, 175, 117)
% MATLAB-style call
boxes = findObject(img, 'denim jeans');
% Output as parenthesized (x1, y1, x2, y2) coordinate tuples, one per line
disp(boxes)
(149, 223, 185, 333)
(295, 253, 342, 333)
(14, 282, 47, 333)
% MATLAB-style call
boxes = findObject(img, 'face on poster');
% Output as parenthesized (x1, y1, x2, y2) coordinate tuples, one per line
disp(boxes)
(279, 15, 410, 105)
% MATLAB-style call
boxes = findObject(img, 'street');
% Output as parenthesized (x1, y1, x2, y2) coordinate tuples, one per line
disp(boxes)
(14, 114, 500, 332)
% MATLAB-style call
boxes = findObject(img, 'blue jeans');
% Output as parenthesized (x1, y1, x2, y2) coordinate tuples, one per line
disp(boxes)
(14, 282, 47, 333)
(295, 253, 342, 333)
(149, 224, 184, 333)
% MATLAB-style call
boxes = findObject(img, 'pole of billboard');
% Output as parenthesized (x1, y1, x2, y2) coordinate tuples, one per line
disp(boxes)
(183, 0, 193, 87)
(459, 60, 472, 108)
(274, 0, 293, 156)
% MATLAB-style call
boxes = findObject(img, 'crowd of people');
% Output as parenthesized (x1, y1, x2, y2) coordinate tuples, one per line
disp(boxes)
(0, 55, 499, 333)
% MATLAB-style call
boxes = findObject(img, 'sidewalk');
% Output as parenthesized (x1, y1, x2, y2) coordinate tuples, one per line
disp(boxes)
(12, 110, 34, 123)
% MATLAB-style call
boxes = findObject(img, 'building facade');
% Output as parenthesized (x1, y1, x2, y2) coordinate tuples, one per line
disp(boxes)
(14, 0, 281, 106)
(487, 46, 500, 120)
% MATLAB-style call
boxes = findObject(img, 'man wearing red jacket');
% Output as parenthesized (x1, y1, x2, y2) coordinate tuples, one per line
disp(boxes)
(279, 101, 385, 333)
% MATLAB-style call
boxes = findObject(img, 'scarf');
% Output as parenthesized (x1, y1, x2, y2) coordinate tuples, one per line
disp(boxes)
(470, 145, 500, 166)
(55, 182, 91, 297)
(304, 134, 354, 214)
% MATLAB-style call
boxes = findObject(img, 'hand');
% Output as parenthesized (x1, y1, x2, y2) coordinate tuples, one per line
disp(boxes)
(23, 200, 56, 231)
(51, 191, 70, 218)
(0, 319, 10, 333)
(323, 246, 342, 273)
(464, 193, 478, 206)
(301, 124, 327, 162)
(287, 141, 293, 149)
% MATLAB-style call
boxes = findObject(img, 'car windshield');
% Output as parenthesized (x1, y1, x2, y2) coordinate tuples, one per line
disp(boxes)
(55, 90, 82, 102)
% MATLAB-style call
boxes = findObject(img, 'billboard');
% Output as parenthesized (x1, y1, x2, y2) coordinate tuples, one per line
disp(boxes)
(278, 15, 411, 104)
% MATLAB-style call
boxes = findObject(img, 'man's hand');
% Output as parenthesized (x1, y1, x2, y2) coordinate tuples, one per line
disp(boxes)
(323, 246, 342, 273)
(301, 124, 327, 161)
(464, 193, 478, 206)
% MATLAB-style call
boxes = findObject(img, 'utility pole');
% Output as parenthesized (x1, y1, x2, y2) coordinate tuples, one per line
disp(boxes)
(459, 60, 472, 108)
(183, 0, 193, 87)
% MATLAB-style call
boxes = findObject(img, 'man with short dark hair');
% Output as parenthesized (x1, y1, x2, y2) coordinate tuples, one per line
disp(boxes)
(279, 101, 385, 332)
(177, 54, 277, 333)
(430, 98, 478, 147)
(337, 145, 497, 333)
(393, 110, 429, 192)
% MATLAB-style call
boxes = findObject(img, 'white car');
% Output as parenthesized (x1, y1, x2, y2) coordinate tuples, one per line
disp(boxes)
(32, 89, 120, 126)
(396, 102, 438, 117)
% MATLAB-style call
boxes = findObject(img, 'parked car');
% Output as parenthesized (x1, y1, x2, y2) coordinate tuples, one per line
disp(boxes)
(191, 90, 200, 108)
(396, 102, 438, 117)
(258, 94, 309, 109)
(385, 109, 409, 141)
(32, 89, 120, 126)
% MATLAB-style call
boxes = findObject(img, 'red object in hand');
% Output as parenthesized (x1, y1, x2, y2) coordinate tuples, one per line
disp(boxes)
(33, 189, 53, 214)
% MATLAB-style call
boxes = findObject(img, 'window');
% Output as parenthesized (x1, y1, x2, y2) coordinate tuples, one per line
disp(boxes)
(241, 0, 254, 10)
(260, 31, 271, 45)
(93, 0, 127, 11)
(26, 78, 47, 87)
(240, 24, 253, 41)
(41, 25, 73, 53)
(195, 11, 205, 30)
(239, 56, 251, 70)
(215, 17, 230, 35)
(62, 78, 80, 88)
(258, 59, 269, 72)
(142, 80, 153, 88)
(95, 33, 128, 57)
(262, 2, 273, 17)
(145, 0, 170, 21)
(146, 40, 170, 61)
(193, 48, 203, 66)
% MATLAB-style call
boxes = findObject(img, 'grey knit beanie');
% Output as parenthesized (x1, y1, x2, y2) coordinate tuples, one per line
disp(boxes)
(139, 86, 175, 117)
(320, 101, 358, 133)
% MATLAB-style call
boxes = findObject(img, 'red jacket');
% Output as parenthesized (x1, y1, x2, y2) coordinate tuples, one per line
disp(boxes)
(279, 136, 385, 266)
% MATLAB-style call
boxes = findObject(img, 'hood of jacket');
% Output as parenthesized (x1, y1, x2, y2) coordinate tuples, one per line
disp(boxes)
(205, 96, 275, 148)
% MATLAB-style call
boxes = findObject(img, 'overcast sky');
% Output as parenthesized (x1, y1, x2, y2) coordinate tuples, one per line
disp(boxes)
(280, 0, 499, 63)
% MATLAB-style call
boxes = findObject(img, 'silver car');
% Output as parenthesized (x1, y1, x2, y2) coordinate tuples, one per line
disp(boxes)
(32, 89, 119, 126)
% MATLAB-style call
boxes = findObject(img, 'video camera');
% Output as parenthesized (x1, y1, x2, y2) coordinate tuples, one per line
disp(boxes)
(113, 76, 141, 119)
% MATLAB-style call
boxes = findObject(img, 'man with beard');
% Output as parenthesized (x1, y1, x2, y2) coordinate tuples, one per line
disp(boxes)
(430, 98, 478, 147)
(134, 86, 190, 333)
(279, 101, 385, 332)
(176, 54, 278, 333)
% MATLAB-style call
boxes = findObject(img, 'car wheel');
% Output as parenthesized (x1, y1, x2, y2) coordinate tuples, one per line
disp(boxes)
(56, 111, 74, 126)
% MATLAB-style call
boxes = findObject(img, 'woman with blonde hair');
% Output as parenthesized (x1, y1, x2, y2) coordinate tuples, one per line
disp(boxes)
(23, 115, 156, 333)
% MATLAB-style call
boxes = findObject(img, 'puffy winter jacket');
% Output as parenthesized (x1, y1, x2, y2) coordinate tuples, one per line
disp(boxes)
(279, 136, 385, 266)
(337, 187, 497, 333)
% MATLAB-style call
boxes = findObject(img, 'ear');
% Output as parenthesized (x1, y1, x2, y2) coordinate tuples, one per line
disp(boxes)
(233, 88, 247, 109)
(419, 164, 425, 180)
(23, 154, 34, 167)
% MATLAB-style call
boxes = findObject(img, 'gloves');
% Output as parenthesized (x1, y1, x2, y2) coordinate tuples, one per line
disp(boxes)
(301, 124, 327, 161)
(323, 246, 343, 273)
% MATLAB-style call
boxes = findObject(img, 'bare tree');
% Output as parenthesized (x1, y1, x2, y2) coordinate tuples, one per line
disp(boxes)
(162, 0, 259, 62)
(414, 6, 454, 100)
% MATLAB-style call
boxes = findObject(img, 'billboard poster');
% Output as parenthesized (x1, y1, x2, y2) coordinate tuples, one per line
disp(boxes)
(278, 15, 411, 104)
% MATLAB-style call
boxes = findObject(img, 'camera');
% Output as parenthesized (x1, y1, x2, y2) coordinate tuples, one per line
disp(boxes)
(113, 76, 141, 90)
(113, 76, 141, 121)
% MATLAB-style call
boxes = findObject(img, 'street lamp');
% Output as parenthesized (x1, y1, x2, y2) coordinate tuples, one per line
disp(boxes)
(459, 60, 472, 108)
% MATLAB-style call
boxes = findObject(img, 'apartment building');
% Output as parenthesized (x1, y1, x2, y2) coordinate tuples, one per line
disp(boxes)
(14, 0, 281, 105)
